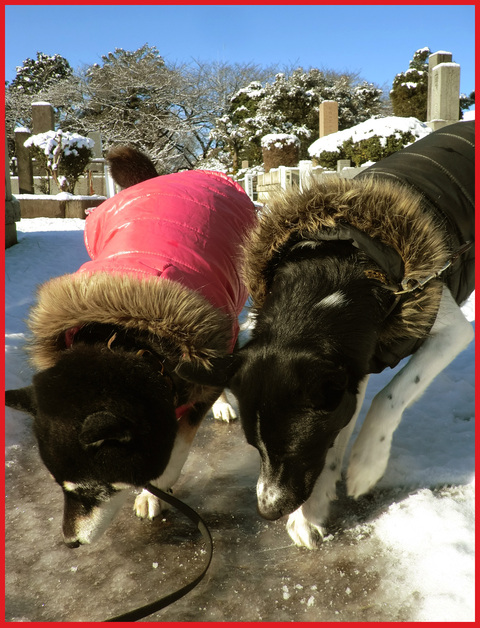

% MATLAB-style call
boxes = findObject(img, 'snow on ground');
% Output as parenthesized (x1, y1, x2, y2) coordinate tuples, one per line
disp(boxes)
(5, 218, 475, 622)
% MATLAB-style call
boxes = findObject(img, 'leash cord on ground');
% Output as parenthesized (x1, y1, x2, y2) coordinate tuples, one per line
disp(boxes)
(105, 484, 213, 622)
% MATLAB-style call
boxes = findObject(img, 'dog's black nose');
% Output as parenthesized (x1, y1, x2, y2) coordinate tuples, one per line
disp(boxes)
(258, 504, 284, 520)
(65, 539, 81, 549)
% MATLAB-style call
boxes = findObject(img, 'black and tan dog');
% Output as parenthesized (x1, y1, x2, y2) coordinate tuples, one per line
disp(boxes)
(5, 147, 256, 547)
(179, 121, 475, 548)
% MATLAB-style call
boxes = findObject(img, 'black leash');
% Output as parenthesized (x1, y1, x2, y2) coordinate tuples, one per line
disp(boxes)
(105, 484, 213, 622)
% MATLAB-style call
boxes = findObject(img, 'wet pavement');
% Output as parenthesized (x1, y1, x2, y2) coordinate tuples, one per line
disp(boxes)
(6, 389, 427, 623)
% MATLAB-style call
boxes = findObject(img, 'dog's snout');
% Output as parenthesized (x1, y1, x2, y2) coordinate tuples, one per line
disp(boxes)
(65, 539, 81, 549)
(257, 501, 284, 520)
(256, 471, 307, 520)
(256, 478, 291, 520)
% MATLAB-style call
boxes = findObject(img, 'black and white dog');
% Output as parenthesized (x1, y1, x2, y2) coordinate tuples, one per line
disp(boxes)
(179, 121, 475, 548)
(5, 147, 256, 547)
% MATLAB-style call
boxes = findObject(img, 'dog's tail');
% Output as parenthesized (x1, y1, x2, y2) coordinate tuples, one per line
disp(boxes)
(106, 145, 158, 188)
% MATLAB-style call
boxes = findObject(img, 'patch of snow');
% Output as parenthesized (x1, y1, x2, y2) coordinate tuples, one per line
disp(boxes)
(261, 133, 300, 148)
(435, 62, 460, 69)
(308, 116, 431, 159)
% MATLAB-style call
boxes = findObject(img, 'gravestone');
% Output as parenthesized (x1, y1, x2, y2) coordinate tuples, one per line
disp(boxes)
(319, 101, 338, 137)
(31, 101, 55, 134)
(31, 102, 55, 177)
(14, 128, 34, 194)
(427, 51, 460, 131)
(5, 138, 21, 248)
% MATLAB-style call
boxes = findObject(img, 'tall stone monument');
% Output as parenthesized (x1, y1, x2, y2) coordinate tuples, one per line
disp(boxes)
(319, 101, 338, 137)
(31, 101, 55, 134)
(5, 138, 21, 248)
(15, 128, 34, 194)
(427, 51, 460, 131)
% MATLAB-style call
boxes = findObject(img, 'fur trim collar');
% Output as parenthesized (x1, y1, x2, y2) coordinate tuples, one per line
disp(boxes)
(244, 176, 449, 343)
(27, 273, 232, 371)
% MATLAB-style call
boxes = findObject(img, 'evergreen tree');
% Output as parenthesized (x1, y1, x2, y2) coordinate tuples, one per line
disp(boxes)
(460, 91, 475, 117)
(210, 68, 384, 171)
(390, 47, 430, 121)
(8, 52, 73, 94)
(6, 53, 79, 161)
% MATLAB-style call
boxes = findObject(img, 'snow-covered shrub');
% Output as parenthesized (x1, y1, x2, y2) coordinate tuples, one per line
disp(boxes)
(24, 130, 94, 194)
(262, 133, 300, 172)
(342, 130, 416, 166)
(309, 116, 431, 168)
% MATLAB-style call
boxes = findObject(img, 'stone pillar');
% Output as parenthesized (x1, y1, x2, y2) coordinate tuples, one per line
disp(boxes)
(5, 137, 21, 248)
(31, 101, 55, 134)
(14, 128, 34, 194)
(87, 131, 103, 172)
(427, 51, 452, 121)
(427, 52, 460, 131)
(31, 102, 55, 178)
(319, 101, 338, 138)
(337, 159, 351, 173)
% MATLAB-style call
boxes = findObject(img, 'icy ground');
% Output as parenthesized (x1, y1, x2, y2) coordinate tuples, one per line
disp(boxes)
(5, 218, 475, 622)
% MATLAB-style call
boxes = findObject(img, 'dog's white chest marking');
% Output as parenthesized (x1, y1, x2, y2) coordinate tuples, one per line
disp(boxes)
(346, 287, 474, 499)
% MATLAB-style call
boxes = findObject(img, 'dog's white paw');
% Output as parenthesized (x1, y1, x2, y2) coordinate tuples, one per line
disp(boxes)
(346, 432, 392, 499)
(286, 508, 326, 549)
(211, 398, 237, 422)
(134, 489, 165, 519)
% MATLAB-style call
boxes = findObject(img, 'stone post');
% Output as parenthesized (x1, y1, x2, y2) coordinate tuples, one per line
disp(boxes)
(14, 128, 34, 194)
(31, 101, 55, 134)
(319, 101, 338, 137)
(337, 159, 351, 173)
(427, 51, 460, 131)
(31, 102, 55, 178)
(85, 131, 103, 194)
(427, 51, 452, 121)
(87, 131, 103, 172)
(5, 137, 21, 248)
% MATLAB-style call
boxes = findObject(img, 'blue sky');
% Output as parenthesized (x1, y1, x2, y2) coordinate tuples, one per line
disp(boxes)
(4, 4, 476, 97)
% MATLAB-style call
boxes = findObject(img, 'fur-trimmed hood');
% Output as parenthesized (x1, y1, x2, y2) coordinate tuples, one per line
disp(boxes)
(27, 170, 257, 372)
(27, 273, 234, 372)
(243, 176, 454, 368)
(244, 121, 474, 371)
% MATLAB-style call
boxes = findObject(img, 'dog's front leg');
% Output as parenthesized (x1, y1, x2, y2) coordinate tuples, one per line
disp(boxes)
(211, 390, 238, 422)
(134, 412, 201, 519)
(347, 288, 474, 499)
(287, 377, 369, 549)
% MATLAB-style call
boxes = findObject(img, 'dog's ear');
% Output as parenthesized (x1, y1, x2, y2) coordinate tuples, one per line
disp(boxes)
(5, 386, 37, 416)
(175, 353, 242, 387)
(79, 411, 138, 447)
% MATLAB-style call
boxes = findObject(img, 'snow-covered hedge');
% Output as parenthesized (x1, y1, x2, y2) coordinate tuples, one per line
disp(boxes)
(309, 116, 431, 168)
(262, 133, 300, 172)
(261, 133, 300, 149)
(24, 130, 94, 194)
